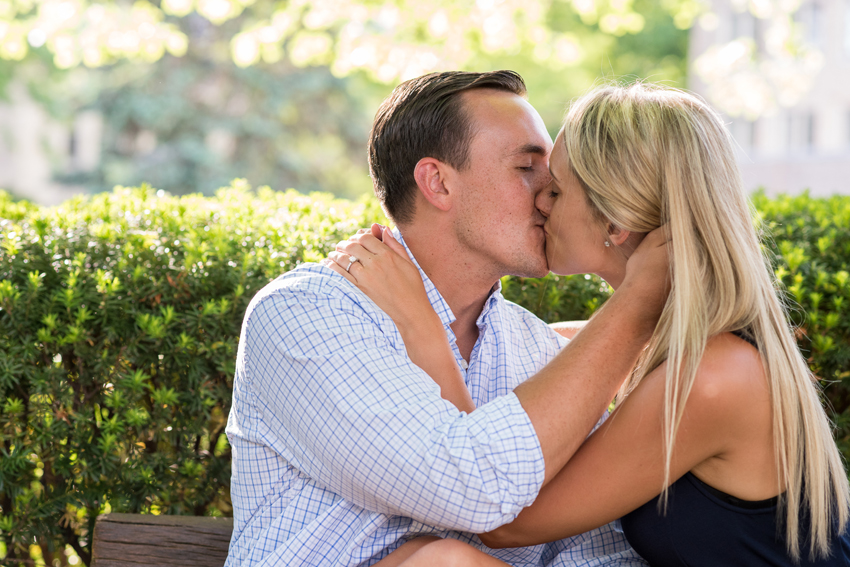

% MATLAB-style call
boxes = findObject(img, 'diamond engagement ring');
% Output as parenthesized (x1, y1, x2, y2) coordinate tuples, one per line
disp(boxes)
(345, 255, 359, 272)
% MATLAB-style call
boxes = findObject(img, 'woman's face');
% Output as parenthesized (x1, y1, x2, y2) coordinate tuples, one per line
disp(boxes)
(535, 130, 611, 278)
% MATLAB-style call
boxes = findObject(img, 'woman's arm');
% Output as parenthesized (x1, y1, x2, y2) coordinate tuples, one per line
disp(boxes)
(329, 225, 673, 488)
(480, 334, 767, 547)
(324, 227, 475, 413)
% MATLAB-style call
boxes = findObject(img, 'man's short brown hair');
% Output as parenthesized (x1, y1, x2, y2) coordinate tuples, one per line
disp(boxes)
(368, 70, 527, 225)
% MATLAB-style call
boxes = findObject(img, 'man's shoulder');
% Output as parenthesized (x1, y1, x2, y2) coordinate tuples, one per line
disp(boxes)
(496, 296, 568, 348)
(246, 263, 384, 322)
(253, 262, 363, 303)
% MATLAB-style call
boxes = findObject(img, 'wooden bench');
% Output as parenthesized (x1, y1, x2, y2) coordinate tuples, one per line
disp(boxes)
(92, 513, 233, 567)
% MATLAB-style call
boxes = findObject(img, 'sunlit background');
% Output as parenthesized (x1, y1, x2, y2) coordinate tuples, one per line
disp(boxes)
(0, 0, 847, 206)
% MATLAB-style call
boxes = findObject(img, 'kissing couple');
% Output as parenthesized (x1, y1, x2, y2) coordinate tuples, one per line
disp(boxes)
(226, 71, 850, 567)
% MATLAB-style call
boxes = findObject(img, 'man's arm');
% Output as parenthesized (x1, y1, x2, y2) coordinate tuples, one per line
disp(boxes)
(237, 275, 544, 533)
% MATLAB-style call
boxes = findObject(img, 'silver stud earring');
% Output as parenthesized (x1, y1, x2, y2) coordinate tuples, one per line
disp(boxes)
(604, 241, 611, 247)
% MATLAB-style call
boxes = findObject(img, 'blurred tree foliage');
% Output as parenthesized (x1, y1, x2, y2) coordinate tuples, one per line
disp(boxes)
(3, 0, 693, 199)
(56, 43, 379, 198)
(475, 0, 690, 132)
(0, 0, 703, 74)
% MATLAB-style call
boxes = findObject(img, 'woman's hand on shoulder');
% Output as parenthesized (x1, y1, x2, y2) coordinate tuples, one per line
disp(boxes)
(325, 225, 474, 414)
(324, 224, 439, 335)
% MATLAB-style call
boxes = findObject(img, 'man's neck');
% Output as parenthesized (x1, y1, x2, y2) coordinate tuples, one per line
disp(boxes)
(401, 227, 498, 361)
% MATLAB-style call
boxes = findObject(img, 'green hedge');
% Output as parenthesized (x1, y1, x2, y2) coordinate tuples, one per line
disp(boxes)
(0, 185, 848, 565)
(0, 183, 388, 565)
(750, 192, 850, 455)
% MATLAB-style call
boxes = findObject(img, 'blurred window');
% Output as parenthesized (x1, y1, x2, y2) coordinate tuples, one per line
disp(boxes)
(731, 10, 755, 40)
(788, 112, 816, 153)
(753, 16, 765, 54)
(731, 118, 757, 151)
(845, 0, 850, 56)
(68, 129, 76, 160)
(797, 1, 823, 49)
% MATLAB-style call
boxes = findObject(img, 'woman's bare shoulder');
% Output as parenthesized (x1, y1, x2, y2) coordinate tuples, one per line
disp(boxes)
(688, 332, 769, 417)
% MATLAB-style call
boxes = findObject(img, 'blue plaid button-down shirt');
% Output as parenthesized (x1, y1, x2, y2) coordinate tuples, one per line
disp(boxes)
(225, 233, 646, 567)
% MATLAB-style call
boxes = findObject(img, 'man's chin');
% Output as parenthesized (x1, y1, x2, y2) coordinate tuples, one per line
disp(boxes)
(507, 243, 548, 278)
(512, 259, 549, 279)
(531, 263, 551, 278)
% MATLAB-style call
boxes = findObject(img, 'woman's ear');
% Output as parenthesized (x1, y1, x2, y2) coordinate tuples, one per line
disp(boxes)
(607, 223, 631, 247)
(413, 157, 453, 212)
(607, 222, 647, 258)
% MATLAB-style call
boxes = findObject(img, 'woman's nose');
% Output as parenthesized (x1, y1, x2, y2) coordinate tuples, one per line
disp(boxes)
(535, 187, 552, 217)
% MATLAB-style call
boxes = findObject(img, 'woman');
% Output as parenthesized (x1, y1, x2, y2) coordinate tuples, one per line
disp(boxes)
(325, 83, 850, 566)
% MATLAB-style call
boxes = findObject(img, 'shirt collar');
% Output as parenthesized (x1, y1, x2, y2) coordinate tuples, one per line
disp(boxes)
(394, 229, 504, 333)
(477, 280, 503, 328)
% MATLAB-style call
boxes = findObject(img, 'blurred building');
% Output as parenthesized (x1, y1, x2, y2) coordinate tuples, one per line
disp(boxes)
(689, 0, 850, 197)
(0, 81, 100, 205)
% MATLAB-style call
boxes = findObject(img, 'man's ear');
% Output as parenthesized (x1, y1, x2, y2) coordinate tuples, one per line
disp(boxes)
(413, 157, 453, 212)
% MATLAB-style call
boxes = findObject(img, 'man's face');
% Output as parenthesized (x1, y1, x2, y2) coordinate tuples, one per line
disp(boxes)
(450, 89, 553, 279)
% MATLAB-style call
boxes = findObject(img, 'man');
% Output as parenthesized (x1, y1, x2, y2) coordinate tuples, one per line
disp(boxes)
(225, 71, 664, 566)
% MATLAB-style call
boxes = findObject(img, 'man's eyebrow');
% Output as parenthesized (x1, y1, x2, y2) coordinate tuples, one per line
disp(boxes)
(509, 143, 549, 157)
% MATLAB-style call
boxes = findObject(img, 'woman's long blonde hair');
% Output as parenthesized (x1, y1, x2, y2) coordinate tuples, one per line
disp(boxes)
(563, 83, 849, 561)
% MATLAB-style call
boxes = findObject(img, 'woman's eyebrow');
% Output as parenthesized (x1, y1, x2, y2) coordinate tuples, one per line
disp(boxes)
(548, 166, 559, 182)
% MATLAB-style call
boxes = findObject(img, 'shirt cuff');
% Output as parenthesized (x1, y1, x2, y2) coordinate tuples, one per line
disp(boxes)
(464, 391, 546, 518)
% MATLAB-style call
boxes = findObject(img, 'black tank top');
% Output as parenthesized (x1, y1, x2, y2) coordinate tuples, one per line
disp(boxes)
(621, 471, 850, 566)
(622, 330, 850, 565)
